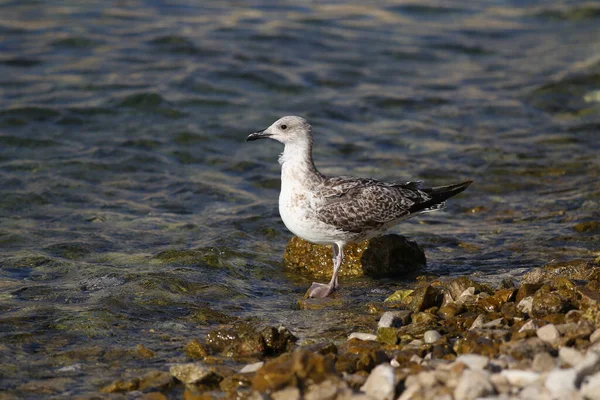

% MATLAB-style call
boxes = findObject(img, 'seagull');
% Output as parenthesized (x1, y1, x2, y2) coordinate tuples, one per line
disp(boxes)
(247, 116, 472, 298)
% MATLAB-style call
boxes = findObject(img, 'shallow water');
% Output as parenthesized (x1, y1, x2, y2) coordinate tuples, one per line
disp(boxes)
(0, 0, 599, 395)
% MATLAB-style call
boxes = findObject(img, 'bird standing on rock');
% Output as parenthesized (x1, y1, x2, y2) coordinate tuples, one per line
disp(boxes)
(247, 116, 472, 298)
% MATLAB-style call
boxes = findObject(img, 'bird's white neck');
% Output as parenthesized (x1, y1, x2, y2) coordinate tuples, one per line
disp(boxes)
(279, 141, 323, 186)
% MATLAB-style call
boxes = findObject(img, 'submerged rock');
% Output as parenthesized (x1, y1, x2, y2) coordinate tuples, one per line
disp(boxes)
(283, 234, 425, 279)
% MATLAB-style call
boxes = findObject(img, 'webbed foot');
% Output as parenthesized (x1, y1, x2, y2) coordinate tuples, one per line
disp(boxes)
(307, 282, 335, 298)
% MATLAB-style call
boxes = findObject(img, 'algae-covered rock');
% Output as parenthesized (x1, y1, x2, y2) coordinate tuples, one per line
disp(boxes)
(573, 221, 600, 233)
(185, 339, 209, 359)
(283, 234, 425, 279)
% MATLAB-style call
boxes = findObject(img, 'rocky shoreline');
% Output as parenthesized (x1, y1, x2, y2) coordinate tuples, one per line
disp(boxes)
(89, 257, 600, 400)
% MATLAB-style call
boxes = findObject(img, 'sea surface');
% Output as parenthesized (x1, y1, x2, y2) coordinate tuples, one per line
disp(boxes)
(0, 0, 599, 395)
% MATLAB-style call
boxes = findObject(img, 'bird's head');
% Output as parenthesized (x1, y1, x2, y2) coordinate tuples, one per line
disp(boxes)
(246, 116, 312, 146)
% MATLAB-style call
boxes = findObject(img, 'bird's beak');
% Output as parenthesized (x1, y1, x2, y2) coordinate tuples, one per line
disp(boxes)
(246, 128, 271, 142)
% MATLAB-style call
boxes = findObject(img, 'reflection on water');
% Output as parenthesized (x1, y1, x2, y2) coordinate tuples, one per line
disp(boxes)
(0, 0, 599, 395)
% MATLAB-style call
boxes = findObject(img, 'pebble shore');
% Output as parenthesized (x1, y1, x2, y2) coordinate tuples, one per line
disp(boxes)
(91, 258, 600, 399)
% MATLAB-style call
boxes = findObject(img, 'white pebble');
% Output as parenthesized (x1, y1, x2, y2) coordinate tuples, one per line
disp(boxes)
(348, 332, 377, 341)
(500, 369, 540, 387)
(453, 370, 493, 400)
(456, 354, 489, 370)
(469, 314, 485, 330)
(360, 363, 395, 400)
(239, 361, 264, 373)
(558, 346, 584, 367)
(423, 330, 441, 343)
(582, 371, 600, 400)
(544, 368, 577, 398)
(536, 324, 560, 344)
(378, 310, 411, 328)
(590, 328, 600, 344)
(519, 319, 541, 333)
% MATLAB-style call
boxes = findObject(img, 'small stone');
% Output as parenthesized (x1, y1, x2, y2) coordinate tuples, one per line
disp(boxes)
(378, 310, 412, 328)
(532, 352, 555, 372)
(240, 362, 264, 374)
(360, 363, 395, 400)
(489, 373, 510, 394)
(455, 354, 489, 370)
(377, 327, 398, 345)
(348, 332, 377, 341)
(169, 363, 214, 384)
(500, 369, 540, 387)
(468, 314, 485, 330)
(590, 328, 600, 343)
(558, 347, 584, 367)
(517, 296, 533, 315)
(271, 387, 301, 400)
(544, 368, 577, 398)
(482, 318, 504, 329)
(536, 324, 560, 344)
(407, 284, 442, 312)
(574, 351, 600, 381)
(305, 379, 349, 400)
(100, 378, 140, 393)
(518, 319, 541, 333)
(423, 330, 441, 344)
(417, 371, 437, 386)
(453, 370, 493, 400)
(581, 371, 600, 400)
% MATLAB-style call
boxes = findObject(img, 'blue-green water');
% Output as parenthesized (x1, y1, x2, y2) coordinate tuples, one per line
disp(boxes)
(0, 0, 599, 395)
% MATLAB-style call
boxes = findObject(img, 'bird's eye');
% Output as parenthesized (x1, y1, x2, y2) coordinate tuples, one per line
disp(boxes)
(280, 124, 287, 130)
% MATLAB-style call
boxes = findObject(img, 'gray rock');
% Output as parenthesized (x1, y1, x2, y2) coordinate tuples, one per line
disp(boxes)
(169, 362, 213, 384)
(456, 354, 489, 370)
(581, 371, 600, 400)
(423, 330, 442, 344)
(532, 352, 556, 372)
(239, 361, 264, 373)
(482, 318, 504, 329)
(536, 324, 560, 344)
(559, 347, 584, 367)
(378, 310, 412, 328)
(544, 368, 577, 398)
(360, 363, 395, 400)
(348, 332, 378, 341)
(499, 369, 540, 387)
(453, 370, 493, 400)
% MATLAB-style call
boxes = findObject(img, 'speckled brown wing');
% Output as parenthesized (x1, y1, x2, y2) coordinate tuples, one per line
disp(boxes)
(316, 177, 432, 233)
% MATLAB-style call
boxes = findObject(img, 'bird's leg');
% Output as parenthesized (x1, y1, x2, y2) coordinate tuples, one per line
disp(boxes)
(308, 243, 343, 298)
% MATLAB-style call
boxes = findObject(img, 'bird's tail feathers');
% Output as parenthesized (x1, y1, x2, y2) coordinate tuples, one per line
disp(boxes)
(409, 180, 472, 214)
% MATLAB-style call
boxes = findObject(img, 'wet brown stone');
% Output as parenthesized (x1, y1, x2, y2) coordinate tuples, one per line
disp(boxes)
(261, 326, 297, 355)
(577, 286, 600, 308)
(521, 259, 598, 284)
(136, 344, 154, 359)
(205, 323, 265, 358)
(139, 370, 175, 391)
(542, 314, 566, 325)
(251, 350, 335, 392)
(100, 377, 140, 393)
(219, 373, 252, 393)
(185, 339, 209, 359)
(515, 283, 542, 303)
(302, 342, 338, 356)
(283, 234, 425, 279)
(438, 303, 464, 319)
(444, 277, 480, 301)
(407, 285, 442, 312)
(478, 289, 515, 312)
(573, 221, 600, 233)
(531, 289, 570, 317)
